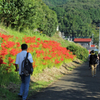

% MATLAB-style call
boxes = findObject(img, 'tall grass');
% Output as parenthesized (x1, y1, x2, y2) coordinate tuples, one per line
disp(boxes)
(0, 25, 51, 41)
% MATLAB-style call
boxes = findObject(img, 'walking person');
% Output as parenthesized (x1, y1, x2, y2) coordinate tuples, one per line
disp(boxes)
(90, 50, 98, 77)
(15, 44, 33, 100)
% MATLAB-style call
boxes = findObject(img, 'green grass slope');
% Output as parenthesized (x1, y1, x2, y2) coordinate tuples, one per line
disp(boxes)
(0, 25, 88, 100)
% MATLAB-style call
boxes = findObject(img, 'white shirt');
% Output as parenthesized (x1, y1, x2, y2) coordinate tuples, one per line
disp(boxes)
(15, 50, 33, 75)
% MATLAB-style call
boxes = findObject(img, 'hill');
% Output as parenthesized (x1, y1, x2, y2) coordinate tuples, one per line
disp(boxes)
(42, 0, 69, 7)
(49, 0, 100, 45)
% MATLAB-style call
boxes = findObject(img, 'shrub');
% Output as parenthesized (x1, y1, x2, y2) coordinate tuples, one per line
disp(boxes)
(67, 44, 89, 60)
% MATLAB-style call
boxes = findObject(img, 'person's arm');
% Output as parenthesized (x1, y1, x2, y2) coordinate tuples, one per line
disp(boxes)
(15, 54, 19, 71)
(15, 64, 19, 71)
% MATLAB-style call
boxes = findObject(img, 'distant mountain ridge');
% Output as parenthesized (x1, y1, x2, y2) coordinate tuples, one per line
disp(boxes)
(42, 0, 69, 7)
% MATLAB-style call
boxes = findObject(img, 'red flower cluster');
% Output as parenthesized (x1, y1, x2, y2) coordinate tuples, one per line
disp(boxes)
(0, 33, 76, 73)
(8, 57, 14, 63)
(10, 48, 20, 56)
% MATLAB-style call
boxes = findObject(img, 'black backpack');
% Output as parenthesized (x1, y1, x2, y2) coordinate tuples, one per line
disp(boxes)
(90, 54, 97, 64)
(21, 52, 33, 76)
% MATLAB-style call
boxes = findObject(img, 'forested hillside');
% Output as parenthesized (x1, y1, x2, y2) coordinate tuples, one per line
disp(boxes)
(42, 0, 69, 7)
(0, 0, 58, 36)
(43, 0, 100, 45)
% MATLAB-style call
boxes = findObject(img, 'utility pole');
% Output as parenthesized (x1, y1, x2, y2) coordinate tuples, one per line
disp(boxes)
(92, 33, 94, 44)
(99, 23, 100, 53)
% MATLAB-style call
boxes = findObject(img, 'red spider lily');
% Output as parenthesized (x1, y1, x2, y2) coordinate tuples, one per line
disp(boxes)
(0, 34, 13, 41)
(55, 59, 60, 64)
(36, 50, 44, 54)
(60, 57, 64, 61)
(0, 57, 3, 64)
(16, 42, 20, 47)
(0, 48, 8, 56)
(5, 41, 15, 48)
(10, 48, 21, 56)
(0, 32, 76, 73)
(42, 43, 51, 49)
(33, 44, 39, 48)
(43, 56, 51, 60)
(8, 57, 14, 63)
(23, 36, 36, 43)
(37, 38, 40, 41)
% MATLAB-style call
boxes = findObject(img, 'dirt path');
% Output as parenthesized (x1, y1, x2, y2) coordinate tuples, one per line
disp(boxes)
(28, 62, 100, 100)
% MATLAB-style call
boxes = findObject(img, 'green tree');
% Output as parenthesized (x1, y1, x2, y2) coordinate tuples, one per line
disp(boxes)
(42, 0, 70, 7)
(0, 0, 58, 36)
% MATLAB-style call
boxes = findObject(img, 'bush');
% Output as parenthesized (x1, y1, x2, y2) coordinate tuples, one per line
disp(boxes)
(67, 44, 89, 60)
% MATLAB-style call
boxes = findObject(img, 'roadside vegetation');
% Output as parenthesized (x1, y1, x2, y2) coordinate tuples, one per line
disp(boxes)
(0, 25, 88, 100)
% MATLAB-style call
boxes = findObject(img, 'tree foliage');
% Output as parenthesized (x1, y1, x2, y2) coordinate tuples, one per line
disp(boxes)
(42, 0, 69, 7)
(45, 0, 100, 44)
(0, 0, 58, 36)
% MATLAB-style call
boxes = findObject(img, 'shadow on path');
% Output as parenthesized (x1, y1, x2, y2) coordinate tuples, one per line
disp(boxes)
(28, 62, 100, 100)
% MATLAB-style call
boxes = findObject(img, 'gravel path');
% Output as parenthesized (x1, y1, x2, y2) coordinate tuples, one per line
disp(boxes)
(28, 62, 100, 100)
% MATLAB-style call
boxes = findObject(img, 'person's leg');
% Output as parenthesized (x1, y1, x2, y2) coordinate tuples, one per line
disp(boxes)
(18, 75, 25, 96)
(91, 65, 94, 77)
(94, 64, 97, 76)
(22, 75, 30, 100)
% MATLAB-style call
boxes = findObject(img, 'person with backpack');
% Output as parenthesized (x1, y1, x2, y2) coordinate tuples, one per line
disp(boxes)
(15, 44, 33, 100)
(90, 50, 98, 77)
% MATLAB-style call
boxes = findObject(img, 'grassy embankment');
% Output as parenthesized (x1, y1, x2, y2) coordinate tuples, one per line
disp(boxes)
(0, 25, 84, 100)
